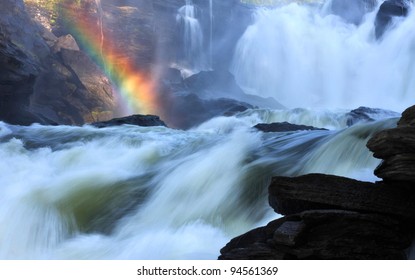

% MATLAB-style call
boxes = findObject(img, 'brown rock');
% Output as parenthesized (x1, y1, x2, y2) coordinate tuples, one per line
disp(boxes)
(398, 105, 415, 127)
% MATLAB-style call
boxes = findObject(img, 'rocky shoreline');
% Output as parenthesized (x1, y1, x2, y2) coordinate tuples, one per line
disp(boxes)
(219, 105, 415, 260)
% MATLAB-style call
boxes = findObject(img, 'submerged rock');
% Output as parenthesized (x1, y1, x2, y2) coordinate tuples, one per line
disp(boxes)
(254, 122, 327, 133)
(90, 115, 167, 128)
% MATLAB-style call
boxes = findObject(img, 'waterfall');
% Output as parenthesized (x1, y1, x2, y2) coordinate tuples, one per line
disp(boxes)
(231, 3, 415, 112)
(176, 0, 208, 76)
(0, 113, 398, 259)
(209, 0, 213, 68)
(95, 0, 105, 67)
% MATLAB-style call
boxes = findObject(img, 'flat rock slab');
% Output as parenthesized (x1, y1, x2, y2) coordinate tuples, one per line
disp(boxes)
(91, 114, 167, 128)
(268, 173, 415, 218)
(254, 122, 327, 133)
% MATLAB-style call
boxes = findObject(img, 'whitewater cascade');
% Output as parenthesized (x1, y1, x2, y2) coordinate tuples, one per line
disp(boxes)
(0, 112, 398, 259)
(176, 0, 208, 76)
(231, 2, 415, 112)
(1, 0, 414, 260)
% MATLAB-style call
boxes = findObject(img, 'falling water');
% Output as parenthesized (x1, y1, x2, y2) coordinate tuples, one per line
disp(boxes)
(209, 0, 213, 68)
(176, 0, 208, 75)
(95, 0, 105, 68)
(231, 2, 415, 112)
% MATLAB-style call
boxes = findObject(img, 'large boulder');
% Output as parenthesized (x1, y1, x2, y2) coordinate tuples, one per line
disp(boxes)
(219, 210, 413, 260)
(345, 106, 400, 126)
(375, 0, 410, 39)
(268, 174, 415, 218)
(220, 104, 415, 260)
(181, 70, 284, 109)
(368, 105, 415, 185)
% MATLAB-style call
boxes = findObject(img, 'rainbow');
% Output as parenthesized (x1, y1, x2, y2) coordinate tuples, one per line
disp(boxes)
(61, 3, 162, 116)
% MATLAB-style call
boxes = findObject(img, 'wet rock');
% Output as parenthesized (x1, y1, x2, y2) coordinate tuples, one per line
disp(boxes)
(375, 0, 409, 39)
(254, 122, 327, 133)
(91, 114, 167, 128)
(346, 106, 399, 126)
(182, 70, 284, 110)
(367, 104, 415, 184)
(398, 105, 415, 126)
(268, 174, 415, 218)
(219, 210, 413, 260)
(162, 92, 253, 129)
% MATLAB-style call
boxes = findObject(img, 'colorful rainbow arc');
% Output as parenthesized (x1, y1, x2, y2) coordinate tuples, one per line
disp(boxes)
(62, 4, 161, 116)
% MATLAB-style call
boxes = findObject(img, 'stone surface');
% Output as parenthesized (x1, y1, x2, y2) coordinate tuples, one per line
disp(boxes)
(375, 0, 409, 39)
(219, 210, 413, 260)
(254, 122, 327, 133)
(52, 34, 80, 53)
(182, 70, 284, 110)
(398, 105, 415, 127)
(367, 105, 415, 184)
(346, 106, 400, 126)
(0, 0, 119, 125)
(91, 114, 167, 128)
(268, 174, 415, 218)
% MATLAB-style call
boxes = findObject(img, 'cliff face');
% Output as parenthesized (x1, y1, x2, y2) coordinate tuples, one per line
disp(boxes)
(219, 106, 415, 260)
(0, 0, 251, 126)
(0, 0, 118, 125)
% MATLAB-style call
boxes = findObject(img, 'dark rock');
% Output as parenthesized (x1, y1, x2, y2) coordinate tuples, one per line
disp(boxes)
(219, 210, 413, 260)
(162, 92, 253, 129)
(373, 154, 415, 183)
(254, 122, 327, 133)
(0, 0, 51, 125)
(268, 174, 415, 218)
(330, 0, 377, 25)
(182, 70, 284, 110)
(398, 105, 415, 126)
(346, 106, 399, 126)
(0, 0, 119, 125)
(160, 67, 183, 84)
(367, 127, 415, 159)
(90, 114, 167, 128)
(52, 34, 80, 53)
(375, 0, 409, 39)
(367, 105, 415, 184)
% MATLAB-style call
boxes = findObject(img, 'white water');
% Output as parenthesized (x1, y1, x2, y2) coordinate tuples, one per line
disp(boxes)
(209, 0, 213, 68)
(231, 2, 415, 112)
(2, 0, 414, 260)
(176, 0, 208, 75)
(0, 114, 398, 259)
